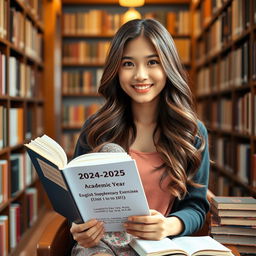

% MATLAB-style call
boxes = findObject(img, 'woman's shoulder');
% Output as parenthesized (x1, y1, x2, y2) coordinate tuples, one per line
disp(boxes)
(194, 120, 208, 148)
(197, 119, 208, 137)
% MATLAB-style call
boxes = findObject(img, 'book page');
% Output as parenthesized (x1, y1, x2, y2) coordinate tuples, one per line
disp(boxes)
(25, 135, 67, 169)
(40, 135, 67, 166)
(63, 159, 150, 232)
(173, 236, 232, 256)
(25, 143, 61, 168)
(33, 138, 65, 167)
(130, 238, 187, 255)
(68, 152, 131, 167)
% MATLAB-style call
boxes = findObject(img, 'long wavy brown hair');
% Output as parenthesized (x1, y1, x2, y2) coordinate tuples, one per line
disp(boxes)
(80, 19, 205, 199)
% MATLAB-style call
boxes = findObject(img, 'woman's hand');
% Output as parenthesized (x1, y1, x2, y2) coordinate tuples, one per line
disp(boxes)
(124, 210, 184, 240)
(70, 219, 105, 248)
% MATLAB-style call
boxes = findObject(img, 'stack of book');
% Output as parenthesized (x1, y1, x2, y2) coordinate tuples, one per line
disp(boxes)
(210, 196, 256, 255)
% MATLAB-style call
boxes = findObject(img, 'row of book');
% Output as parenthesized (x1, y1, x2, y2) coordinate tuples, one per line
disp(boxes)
(194, 0, 255, 39)
(0, 0, 7, 39)
(9, 8, 43, 62)
(62, 9, 190, 36)
(9, 56, 38, 97)
(62, 10, 122, 36)
(62, 41, 110, 65)
(210, 175, 250, 197)
(165, 11, 190, 35)
(0, 188, 38, 255)
(19, 0, 43, 21)
(144, 11, 190, 36)
(210, 196, 256, 255)
(25, 17, 43, 62)
(10, 152, 36, 197)
(62, 38, 190, 65)
(234, 92, 252, 135)
(196, 40, 250, 95)
(0, 105, 44, 150)
(62, 103, 101, 128)
(196, 92, 254, 135)
(209, 137, 255, 186)
(0, 52, 43, 98)
(62, 69, 103, 94)
(211, 98, 232, 131)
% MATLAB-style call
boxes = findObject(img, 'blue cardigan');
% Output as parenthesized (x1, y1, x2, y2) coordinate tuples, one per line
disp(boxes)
(73, 120, 210, 237)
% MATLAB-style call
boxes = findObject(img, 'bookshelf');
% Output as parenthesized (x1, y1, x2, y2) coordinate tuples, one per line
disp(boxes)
(0, 0, 49, 255)
(61, 0, 192, 157)
(192, 0, 256, 197)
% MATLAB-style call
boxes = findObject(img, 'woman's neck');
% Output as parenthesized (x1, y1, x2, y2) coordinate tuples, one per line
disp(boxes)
(131, 101, 159, 126)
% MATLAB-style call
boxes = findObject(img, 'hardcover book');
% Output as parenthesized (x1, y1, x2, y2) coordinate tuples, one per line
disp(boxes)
(211, 205, 256, 217)
(129, 236, 234, 256)
(25, 135, 150, 232)
(212, 196, 256, 210)
(211, 215, 256, 226)
(211, 217, 256, 236)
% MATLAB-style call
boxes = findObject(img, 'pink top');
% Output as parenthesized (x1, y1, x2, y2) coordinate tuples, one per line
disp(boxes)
(129, 149, 175, 216)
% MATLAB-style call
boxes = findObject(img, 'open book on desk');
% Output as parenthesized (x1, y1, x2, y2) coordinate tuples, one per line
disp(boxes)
(25, 135, 150, 232)
(129, 236, 234, 256)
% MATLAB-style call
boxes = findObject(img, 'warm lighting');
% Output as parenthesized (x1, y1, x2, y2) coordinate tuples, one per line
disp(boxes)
(123, 7, 142, 23)
(119, 0, 145, 7)
(119, 0, 145, 23)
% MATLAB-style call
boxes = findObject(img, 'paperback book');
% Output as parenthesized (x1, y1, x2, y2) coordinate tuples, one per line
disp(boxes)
(25, 135, 150, 232)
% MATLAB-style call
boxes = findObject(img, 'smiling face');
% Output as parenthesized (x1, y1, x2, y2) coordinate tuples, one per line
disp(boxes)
(118, 35, 167, 107)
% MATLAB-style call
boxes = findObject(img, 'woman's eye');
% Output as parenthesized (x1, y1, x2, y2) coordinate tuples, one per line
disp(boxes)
(148, 59, 159, 65)
(122, 61, 134, 67)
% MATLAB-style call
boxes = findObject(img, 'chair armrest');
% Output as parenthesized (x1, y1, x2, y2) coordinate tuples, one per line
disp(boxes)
(37, 213, 72, 256)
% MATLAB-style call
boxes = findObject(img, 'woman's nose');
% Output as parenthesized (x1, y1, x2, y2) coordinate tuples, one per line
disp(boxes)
(134, 65, 148, 81)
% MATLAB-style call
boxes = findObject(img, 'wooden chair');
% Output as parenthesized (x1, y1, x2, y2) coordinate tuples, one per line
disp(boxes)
(37, 213, 73, 256)
(36, 190, 240, 256)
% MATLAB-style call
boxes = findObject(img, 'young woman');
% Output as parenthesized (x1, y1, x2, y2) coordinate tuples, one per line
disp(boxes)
(70, 18, 210, 256)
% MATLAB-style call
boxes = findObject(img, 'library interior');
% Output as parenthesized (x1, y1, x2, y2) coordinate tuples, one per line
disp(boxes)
(0, 0, 256, 255)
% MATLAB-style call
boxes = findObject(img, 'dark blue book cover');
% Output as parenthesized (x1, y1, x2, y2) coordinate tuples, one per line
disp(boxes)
(26, 147, 83, 224)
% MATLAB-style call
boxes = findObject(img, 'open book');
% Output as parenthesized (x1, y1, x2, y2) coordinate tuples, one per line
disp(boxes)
(129, 236, 234, 256)
(25, 135, 150, 232)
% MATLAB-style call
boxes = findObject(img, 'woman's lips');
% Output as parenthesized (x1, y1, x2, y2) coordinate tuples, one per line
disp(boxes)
(132, 83, 153, 93)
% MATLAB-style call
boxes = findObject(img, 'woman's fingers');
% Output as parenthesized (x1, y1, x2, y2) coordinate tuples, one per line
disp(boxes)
(70, 220, 105, 247)
(124, 210, 168, 240)
(78, 224, 105, 247)
(70, 219, 98, 233)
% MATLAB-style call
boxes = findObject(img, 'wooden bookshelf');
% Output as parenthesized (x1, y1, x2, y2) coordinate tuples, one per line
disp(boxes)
(0, 0, 49, 255)
(192, 0, 256, 197)
(61, 0, 192, 158)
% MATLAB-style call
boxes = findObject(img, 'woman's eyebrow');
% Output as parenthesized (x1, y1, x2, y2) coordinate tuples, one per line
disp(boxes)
(121, 54, 159, 60)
